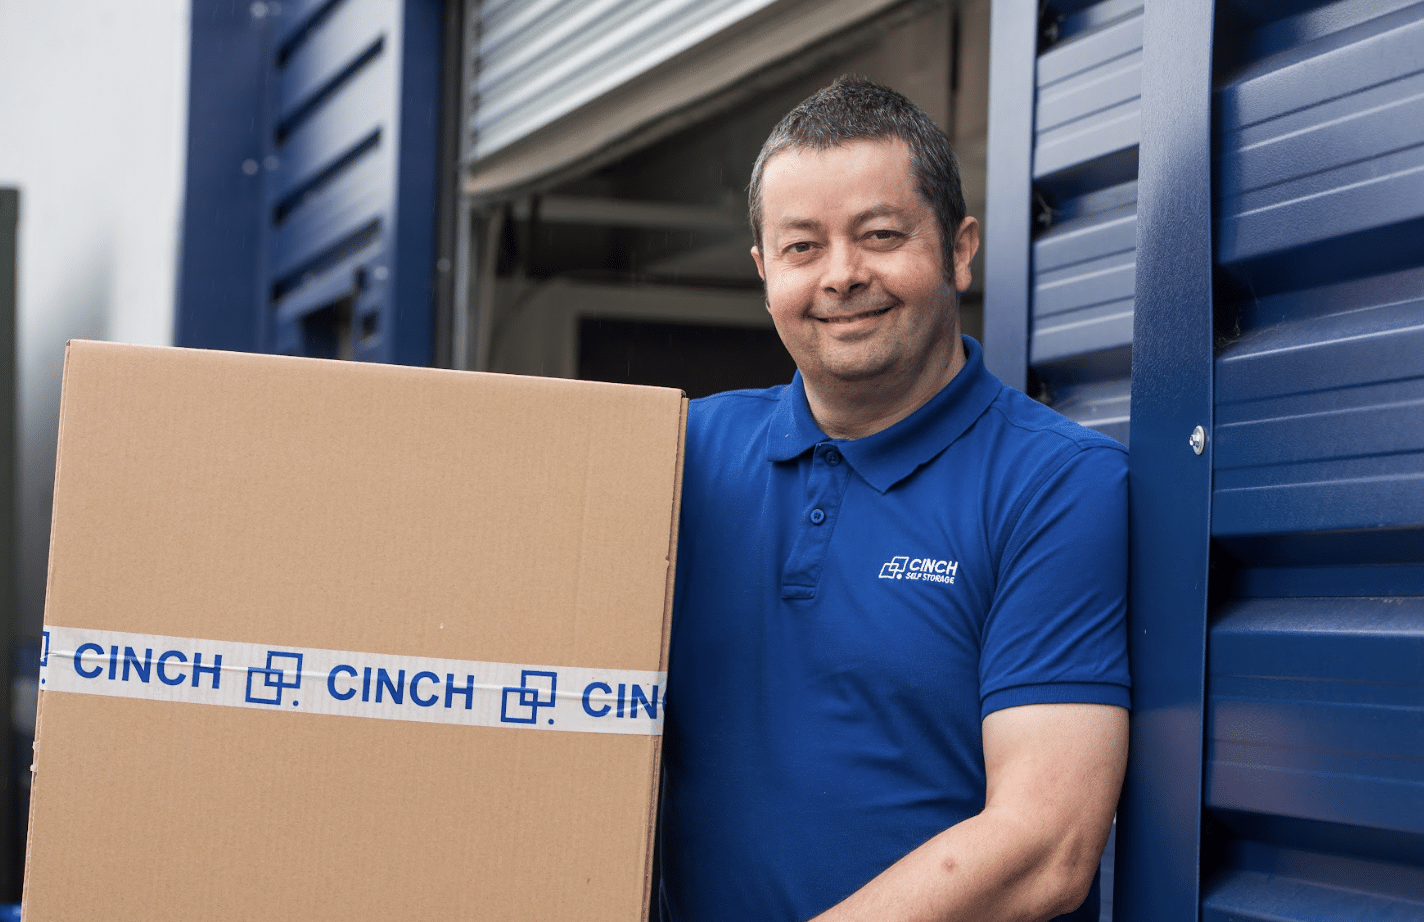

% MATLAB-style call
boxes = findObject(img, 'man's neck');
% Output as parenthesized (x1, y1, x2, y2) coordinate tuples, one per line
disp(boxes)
(804, 343, 967, 441)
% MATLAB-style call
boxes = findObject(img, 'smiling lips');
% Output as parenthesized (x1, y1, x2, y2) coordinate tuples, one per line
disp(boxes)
(816, 303, 897, 323)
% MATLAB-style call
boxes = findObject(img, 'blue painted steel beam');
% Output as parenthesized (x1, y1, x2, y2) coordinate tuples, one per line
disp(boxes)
(176, 4, 270, 353)
(1115, 2, 1216, 921)
(983, 0, 1036, 390)
(386, 0, 441, 367)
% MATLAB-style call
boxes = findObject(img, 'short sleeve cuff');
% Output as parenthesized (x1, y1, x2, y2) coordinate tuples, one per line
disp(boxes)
(982, 682, 1131, 721)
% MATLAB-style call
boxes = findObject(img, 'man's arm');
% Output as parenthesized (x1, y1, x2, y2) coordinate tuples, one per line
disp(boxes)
(811, 702, 1128, 922)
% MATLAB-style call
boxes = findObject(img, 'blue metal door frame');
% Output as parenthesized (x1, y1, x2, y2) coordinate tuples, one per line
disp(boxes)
(983, 0, 1036, 391)
(1113, 2, 1215, 920)
(176, 3, 270, 354)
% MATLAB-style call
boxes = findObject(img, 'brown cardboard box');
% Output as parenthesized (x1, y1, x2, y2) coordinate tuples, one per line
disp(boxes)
(25, 342, 686, 921)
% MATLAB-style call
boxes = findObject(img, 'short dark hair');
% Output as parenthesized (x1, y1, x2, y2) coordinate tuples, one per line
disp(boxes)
(749, 75, 967, 274)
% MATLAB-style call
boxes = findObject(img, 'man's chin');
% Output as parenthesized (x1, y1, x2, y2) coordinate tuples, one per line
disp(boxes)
(803, 356, 898, 388)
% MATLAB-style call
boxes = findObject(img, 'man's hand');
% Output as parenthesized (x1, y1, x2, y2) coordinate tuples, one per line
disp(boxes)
(811, 702, 1128, 922)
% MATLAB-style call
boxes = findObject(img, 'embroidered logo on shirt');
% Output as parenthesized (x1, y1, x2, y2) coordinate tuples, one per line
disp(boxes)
(879, 556, 958, 584)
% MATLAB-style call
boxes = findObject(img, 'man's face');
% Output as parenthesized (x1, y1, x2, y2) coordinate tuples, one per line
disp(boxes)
(752, 139, 978, 400)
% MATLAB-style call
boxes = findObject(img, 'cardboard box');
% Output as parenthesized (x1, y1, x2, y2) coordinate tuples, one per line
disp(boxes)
(25, 342, 686, 921)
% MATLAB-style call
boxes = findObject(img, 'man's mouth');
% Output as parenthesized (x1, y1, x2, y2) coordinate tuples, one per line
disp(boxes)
(817, 304, 895, 324)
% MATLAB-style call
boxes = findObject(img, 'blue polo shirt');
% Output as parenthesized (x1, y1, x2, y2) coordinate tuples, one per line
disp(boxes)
(659, 337, 1129, 922)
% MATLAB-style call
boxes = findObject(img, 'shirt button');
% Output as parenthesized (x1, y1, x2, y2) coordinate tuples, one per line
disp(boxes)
(825, 450, 842, 466)
(810, 508, 826, 525)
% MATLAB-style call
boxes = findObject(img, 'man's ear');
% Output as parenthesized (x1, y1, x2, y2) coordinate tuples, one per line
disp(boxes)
(751, 245, 766, 283)
(951, 217, 980, 294)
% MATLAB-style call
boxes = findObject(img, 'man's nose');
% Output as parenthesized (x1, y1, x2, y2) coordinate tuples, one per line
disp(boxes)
(821, 242, 868, 296)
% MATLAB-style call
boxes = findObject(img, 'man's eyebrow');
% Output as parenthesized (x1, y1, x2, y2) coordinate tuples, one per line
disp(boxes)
(773, 205, 913, 233)
(853, 204, 913, 223)
(774, 217, 824, 233)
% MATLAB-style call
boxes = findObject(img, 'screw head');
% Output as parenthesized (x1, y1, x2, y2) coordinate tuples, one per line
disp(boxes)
(1190, 425, 1206, 455)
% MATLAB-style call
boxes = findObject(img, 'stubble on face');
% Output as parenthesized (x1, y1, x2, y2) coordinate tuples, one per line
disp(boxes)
(751, 140, 977, 437)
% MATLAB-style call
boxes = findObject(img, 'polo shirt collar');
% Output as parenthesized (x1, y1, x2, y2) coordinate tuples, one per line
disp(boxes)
(763, 336, 1003, 493)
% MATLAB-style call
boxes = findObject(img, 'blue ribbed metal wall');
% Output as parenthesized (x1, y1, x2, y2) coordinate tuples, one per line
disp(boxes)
(263, 0, 439, 363)
(178, 0, 441, 365)
(990, 0, 1424, 919)
(1203, 1, 1424, 918)
(987, 0, 1142, 445)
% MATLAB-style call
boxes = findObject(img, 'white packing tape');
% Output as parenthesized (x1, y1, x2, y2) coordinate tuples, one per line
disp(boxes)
(39, 626, 665, 736)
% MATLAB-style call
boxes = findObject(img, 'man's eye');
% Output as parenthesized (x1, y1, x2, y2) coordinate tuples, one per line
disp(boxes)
(869, 229, 900, 241)
(787, 242, 814, 254)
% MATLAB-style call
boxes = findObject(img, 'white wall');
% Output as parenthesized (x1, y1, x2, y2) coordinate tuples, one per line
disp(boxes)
(0, 0, 189, 641)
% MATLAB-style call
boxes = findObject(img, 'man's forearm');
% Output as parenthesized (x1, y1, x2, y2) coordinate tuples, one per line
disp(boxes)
(809, 806, 1104, 922)
(811, 703, 1127, 922)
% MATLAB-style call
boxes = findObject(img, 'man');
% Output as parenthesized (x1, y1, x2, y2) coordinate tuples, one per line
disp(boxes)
(659, 76, 1129, 922)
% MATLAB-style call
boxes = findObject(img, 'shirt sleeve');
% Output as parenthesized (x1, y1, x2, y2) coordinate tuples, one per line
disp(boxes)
(978, 442, 1131, 719)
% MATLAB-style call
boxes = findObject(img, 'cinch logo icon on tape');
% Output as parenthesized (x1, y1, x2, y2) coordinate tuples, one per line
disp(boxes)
(246, 651, 304, 707)
(39, 626, 664, 737)
(501, 670, 557, 725)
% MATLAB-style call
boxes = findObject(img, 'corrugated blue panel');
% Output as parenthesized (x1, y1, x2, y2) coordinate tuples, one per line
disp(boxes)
(1033, 8, 1142, 179)
(273, 58, 387, 193)
(1203, 866, 1424, 922)
(179, 0, 438, 364)
(1031, 300, 1133, 366)
(270, 137, 387, 283)
(276, 0, 387, 124)
(1212, 265, 1424, 541)
(1030, 202, 1136, 367)
(273, 239, 385, 327)
(1202, 3, 1424, 921)
(273, 0, 340, 48)
(987, 0, 1424, 918)
(1044, 378, 1131, 446)
(1233, 565, 1424, 598)
(252, 0, 439, 365)
(1217, 4, 1424, 269)
(1025, 2, 1143, 446)
(266, 0, 394, 300)
(1208, 599, 1424, 836)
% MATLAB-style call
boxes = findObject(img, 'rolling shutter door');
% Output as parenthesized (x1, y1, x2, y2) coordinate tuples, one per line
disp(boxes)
(462, 0, 907, 199)
(469, 0, 780, 163)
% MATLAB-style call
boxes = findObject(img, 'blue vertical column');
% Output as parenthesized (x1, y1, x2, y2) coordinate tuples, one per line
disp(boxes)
(982, 0, 1036, 390)
(1114, 3, 1216, 921)
(176, 3, 269, 353)
(386, 0, 442, 367)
